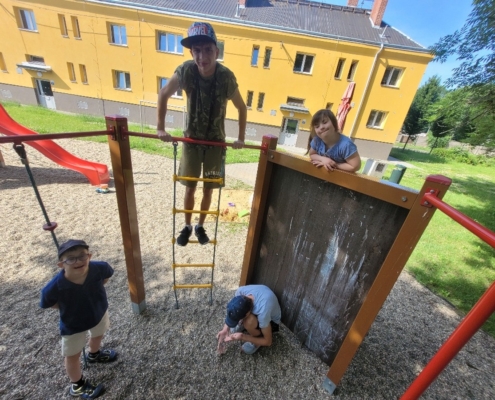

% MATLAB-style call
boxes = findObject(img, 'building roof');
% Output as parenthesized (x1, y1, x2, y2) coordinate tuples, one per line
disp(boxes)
(92, 0, 427, 52)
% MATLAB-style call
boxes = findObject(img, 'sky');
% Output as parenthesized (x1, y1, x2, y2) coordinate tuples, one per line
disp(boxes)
(319, 0, 473, 86)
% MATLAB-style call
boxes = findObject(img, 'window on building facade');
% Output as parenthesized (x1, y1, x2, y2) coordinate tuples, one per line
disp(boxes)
(79, 64, 88, 83)
(381, 66, 403, 87)
(246, 91, 254, 108)
(263, 48, 272, 68)
(0, 53, 7, 72)
(18, 9, 37, 31)
(287, 97, 304, 106)
(334, 58, 345, 79)
(110, 24, 127, 45)
(257, 92, 265, 110)
(251, 46, 259, 66)
(114, 70, 131, 89)
(158, 77, 183, 97)
(347, 60, 358, 81)
(367, 110, 387, 128)
(67, 62, 76, 82)
(58, 15, 68, 36)
(71, 16, 81, 38)
(326, 102, 333, 111)
(28, 55, 45, 64)
(216, 41, 224, 60)
(293, 53, 314, 74)
(157, 32, 183, 54)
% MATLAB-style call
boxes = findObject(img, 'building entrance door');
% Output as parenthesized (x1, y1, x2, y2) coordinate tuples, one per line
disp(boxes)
(36, 79, 56, 109)
(279, 118, 298, 146)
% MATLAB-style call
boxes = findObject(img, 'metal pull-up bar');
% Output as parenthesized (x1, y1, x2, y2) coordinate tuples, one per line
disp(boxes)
(401, 192, 495, 400)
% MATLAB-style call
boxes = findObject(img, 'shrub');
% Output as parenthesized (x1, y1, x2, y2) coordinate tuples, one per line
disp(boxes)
(431, 147, 495, 166)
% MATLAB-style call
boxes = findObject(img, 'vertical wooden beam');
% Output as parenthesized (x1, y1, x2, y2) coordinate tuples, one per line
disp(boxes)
(106, 116, 146, 314)
(325, 175, 452, 391)
(239, 135, 278, 286)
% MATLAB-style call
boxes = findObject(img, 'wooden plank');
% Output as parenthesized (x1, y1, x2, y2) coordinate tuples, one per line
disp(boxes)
(106, 116, 146, 314)
(270, 151, 417, 209)
(251, 166, 409, 364)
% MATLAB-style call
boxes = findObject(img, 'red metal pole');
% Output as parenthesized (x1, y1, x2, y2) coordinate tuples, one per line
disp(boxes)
(401, 279, 495, 399)
(422, 192, 495, 248)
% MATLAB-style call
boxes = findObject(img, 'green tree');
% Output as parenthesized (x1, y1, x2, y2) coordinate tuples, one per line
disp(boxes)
(403, 76, 445, 149)
(430, 0, 495, 150)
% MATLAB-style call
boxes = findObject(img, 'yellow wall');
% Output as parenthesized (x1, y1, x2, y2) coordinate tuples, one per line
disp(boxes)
(0, 0, 432, 146)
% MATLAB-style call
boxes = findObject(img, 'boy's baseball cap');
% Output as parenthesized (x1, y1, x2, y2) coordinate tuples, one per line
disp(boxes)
(225, 295, 252, 328)
(181, 21, 217, 49)
(58, 239, 89, 258)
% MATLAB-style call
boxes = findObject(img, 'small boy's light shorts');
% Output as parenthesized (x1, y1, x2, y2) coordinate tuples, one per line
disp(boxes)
(61, 311, 110, 357)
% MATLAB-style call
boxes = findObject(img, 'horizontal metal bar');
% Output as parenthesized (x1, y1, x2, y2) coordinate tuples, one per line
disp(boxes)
(128, 131, 264, 150)
(173, 284, 213, 289)
(173, 208, 219, 216)
(0, 130, 111, 144)
(173, 263, 214, 268)
(174, 175, 223, 184)
(171, 238, 217, 245)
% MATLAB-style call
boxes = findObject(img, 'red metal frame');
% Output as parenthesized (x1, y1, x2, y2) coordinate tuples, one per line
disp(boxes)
(401, 192, 495, 399)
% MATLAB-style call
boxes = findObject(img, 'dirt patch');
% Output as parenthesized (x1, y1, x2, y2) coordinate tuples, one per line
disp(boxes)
(193, 189, 254, 223)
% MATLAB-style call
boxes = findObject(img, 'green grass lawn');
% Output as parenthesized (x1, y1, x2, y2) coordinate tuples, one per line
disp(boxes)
(3, 102, 495, 337)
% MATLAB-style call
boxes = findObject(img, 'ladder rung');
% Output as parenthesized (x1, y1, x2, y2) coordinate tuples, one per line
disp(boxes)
(172, 238, 217, 245)
(173, 208, 219, 216)
(173, 263, 214, 268)
(174, 284, 213, 289)
(174, 175, 223, 184)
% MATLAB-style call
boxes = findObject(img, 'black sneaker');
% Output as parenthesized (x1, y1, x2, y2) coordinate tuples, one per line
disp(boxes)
(177, 226, 192, 246)
(86, 349, 117, 363)
(194, 225, 210, 245)
(270, 321, 280, 334)
(70, 380, 104, 399)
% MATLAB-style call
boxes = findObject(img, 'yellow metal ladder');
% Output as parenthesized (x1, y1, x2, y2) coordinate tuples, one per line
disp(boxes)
(171, 142, 224, 308)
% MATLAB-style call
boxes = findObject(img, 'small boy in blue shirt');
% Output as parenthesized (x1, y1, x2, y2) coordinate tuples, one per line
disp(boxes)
(40, 239, 117, 399)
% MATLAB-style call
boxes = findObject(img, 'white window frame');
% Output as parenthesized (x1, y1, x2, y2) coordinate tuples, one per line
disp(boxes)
(263, 47, 272, 68)
(382, 66, 404, 87)
(114, 70, 131, 90)
(334, 58, 346, 79)
(0, 53, 7, 72)
(347, 60, 358, 81)
(216, 41, 225, 61)
(67, 62, 76, 82)
(367, 110, 387, 128)
(293, 53, 314, 74)
(19, 9, 37, 31)
(158, 77, 182, 98)
(251, 46, 260, 66)
(72, 16, 81, 39)
(79, 64, 88, 84)
(58, 14, 68, 37)
(246, 91, 254, 108)
(257, 92, 265, 111)
(157, 32, 183, 54)
(110, 24, 127, 46)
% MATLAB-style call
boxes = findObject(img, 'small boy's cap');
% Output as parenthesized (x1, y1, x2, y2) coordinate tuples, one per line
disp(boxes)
(58, 239, 89, 258)
(181, 21, 217, 49)
(225, 295, 252, 328)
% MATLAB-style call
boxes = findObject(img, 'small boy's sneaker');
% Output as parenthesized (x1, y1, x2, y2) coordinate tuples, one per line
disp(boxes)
(241, 342, 260, 355)
(271, 321, 280, 334)
(86, 349, 117, 363)
(70, 380, 104, 399)
(195, 225, 209, 245)
(177, 226, 192, 246)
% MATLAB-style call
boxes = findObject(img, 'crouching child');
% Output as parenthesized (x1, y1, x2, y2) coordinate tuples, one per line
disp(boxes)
(40, 239, 117, 399)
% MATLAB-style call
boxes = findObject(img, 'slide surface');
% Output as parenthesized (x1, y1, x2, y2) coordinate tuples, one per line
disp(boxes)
(0, 105, 109, 186)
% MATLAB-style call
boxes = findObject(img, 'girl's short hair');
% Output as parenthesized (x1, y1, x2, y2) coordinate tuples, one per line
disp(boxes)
(306, 109, 340, 153)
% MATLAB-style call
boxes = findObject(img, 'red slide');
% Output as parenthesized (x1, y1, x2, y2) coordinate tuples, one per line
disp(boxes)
(0, 104, 109, 186)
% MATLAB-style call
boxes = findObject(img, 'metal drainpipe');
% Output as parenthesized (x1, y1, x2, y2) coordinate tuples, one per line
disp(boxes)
(348, 43, 384, 138)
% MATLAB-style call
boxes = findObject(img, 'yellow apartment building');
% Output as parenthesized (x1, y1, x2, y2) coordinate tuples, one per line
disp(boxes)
(0, 0, 432, 159)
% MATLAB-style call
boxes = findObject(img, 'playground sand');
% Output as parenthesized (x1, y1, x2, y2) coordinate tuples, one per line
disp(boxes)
(1, 139, 494, 399)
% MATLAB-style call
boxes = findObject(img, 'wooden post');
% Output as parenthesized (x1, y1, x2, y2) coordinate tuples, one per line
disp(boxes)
(106, 116, 146, 314)
(239, 135, 278, 286)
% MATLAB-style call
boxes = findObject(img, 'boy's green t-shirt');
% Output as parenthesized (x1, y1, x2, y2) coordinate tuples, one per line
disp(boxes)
(175, 60, 238, 142)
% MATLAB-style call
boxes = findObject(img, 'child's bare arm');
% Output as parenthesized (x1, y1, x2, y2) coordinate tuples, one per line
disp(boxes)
(336, 152, 361, 172)
(103, 278, 110, 285)
(51, 303, 59, 309)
